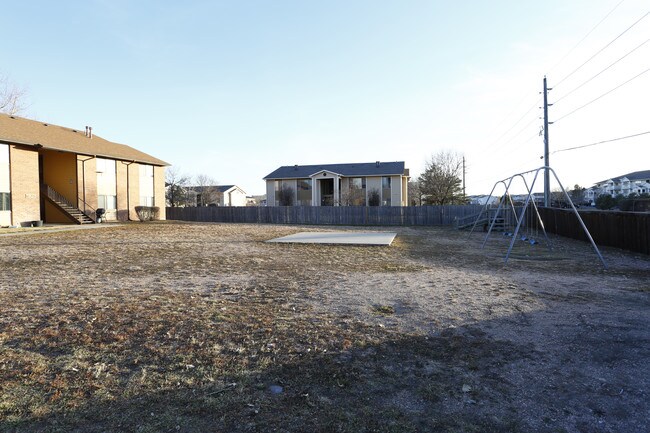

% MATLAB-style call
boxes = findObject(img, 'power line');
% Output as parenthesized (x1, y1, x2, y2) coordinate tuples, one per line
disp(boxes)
(554, 11, 649, 88)
(547, 0, 627, 76)
(552, 130, 650, 154)
(554, 37, 650, 104)
(484, 97, 541, 150)
(553, 66, 650, 123)
(494, 116, 541, 151)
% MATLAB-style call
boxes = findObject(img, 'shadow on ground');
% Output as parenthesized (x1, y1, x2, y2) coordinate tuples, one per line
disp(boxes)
(3, 311, 648, 433)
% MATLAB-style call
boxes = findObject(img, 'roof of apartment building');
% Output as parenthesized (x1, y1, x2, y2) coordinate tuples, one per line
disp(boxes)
(264, 161, 408, 180)
(0, 114, 168, 166)
(596, 170, 650, 185)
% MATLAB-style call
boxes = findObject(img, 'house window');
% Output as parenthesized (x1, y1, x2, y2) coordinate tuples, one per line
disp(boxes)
(381, 176, 391, 206)
(96, 158, 117, 210)
(140, 196, 155, 207)
(139, 164, 154, 207)
(0, 145, 10, 209)
(97, 194, 117, 210)
(297, 179, 312, 206)
(274, 180, 282, 206)
(348, 177, 366, 206)
(0, 192, 10, 211)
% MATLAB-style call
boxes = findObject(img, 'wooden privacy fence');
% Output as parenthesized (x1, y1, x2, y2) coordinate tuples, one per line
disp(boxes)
(166, 205, 484, 226)
(538, 207, 650, 255)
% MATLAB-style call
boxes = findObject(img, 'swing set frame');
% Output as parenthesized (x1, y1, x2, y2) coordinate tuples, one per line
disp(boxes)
(468, 166, 607, 268)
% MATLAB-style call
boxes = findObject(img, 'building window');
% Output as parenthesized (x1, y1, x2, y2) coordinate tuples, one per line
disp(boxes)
(140, 196, 155, 207)
(139, 164, 154, 207)
(274, 180, 282, 206)
(96, 158, 117, 210)
(98, 195, 117, 210)
(382, 176, 391, 206)
(0, 192, 10, 211)
(348, 177, 366, 205)
(297, 179, 312, 206)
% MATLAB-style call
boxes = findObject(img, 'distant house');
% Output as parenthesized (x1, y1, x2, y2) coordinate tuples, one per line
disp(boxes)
(586, 170, 650, 203)
(246, 195, 266, 206)
(187, 184, 247, 207)
(263, 161, 410, 206)
(217, 185, 247, 206)
(0, 114, 167, 226)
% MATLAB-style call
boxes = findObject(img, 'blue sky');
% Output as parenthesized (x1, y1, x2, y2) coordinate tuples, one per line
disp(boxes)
(3, 0, 648, 195)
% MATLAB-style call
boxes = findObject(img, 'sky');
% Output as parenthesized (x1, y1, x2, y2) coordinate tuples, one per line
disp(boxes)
(2, 0, 648, 196)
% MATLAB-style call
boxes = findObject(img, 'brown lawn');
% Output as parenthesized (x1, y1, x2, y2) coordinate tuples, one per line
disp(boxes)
(1, 221, 649, 432)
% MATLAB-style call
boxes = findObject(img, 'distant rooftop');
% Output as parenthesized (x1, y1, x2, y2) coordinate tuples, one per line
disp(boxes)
(595, 170, 650, 185)
(264, 161, 407, 179)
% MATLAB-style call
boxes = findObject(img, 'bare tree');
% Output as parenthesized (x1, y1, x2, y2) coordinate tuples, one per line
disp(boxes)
(165, 166, 191, 207)
(408, 180, 423, 206)
(368, 189, 381, 206)
(194, 174, 220, 206)
(277, 184, 295, 206)
(341, 184, 365, 206)
(0, 74, 28, 115)
(418, 151, 467, 205)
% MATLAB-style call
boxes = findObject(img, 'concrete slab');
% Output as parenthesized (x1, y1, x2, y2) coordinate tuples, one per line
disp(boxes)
(267, 231, 397, 246)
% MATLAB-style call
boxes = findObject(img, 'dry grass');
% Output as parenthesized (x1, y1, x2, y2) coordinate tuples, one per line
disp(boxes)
(1, 221, 649, 432)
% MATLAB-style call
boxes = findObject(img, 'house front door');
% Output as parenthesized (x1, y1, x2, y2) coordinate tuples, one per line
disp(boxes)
(320, 178, 334, 206)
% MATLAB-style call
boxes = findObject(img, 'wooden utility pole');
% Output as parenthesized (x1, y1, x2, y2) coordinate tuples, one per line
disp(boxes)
(462, 156, 466, 196)
(543, 76, 551, 207)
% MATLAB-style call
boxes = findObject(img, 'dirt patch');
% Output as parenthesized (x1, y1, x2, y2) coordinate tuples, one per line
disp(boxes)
(0, 221, 649, 432)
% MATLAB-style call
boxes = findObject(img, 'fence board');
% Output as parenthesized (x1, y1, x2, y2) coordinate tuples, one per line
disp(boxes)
(166, 205, 484, 227)
(537, 207, 649, 255)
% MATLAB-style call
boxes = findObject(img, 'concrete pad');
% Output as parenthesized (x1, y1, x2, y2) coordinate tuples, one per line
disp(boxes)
(267, 231, 397, 246)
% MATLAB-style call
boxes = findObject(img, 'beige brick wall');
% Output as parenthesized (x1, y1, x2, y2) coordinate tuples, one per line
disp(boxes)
(115, 161, 142, 221)
(128, 163, 140, 221)
(154, 165, 166, 220)
(9, 145, 40, 225)
(77, 156, 98, 217)
(116, 161, 129, 221)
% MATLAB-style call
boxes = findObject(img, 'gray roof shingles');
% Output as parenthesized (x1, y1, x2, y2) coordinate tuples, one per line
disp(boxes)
(596, 170, 650, 185)
(264, 161, 406, 180)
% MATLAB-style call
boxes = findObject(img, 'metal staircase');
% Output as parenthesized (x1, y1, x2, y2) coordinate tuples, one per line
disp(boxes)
(456, 209, 507, 232)
(41, 184, 95, 224)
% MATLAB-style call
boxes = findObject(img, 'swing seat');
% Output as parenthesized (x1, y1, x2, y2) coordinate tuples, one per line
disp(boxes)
(520, 235, 528, 241)
(529, 239, 538, 245)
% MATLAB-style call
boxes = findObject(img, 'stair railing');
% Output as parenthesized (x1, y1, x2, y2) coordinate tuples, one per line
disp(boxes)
(41, 184, 96, 222)
(77, 197, 98, 222)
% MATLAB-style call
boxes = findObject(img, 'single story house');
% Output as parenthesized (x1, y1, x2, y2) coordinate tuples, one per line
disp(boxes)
(218, 185, 247, 206)
(263, 161, 410, 206)
(0, 113, 168, 226)
(188, 184, 247, 207)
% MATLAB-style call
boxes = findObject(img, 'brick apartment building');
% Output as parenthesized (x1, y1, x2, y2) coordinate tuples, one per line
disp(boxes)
(0, 114, 168, 226)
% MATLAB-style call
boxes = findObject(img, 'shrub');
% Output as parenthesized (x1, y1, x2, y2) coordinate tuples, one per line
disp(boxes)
(134, 206, 160, 222)
(368, 189, 381, 206)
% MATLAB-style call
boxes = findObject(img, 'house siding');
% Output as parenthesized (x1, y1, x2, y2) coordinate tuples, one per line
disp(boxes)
(154, 165, 166, 220)
(390, 175, 402, 206)
(9, 145, 40, 225)
(266, 181, 275, 206)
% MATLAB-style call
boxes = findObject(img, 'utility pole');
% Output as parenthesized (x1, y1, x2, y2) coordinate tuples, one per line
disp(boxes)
(462, 156, 466, 196)
(543, 76, 551, 207)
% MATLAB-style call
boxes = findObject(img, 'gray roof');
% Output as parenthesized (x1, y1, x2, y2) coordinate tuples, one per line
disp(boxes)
(264, 161, 406, 180)
(596, 170, 650, 185)
(217, 185, 235, 192)
(190, 185, 241, 193)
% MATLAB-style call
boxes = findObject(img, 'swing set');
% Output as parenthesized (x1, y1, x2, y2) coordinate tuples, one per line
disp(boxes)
(468, 166, 607, 268)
